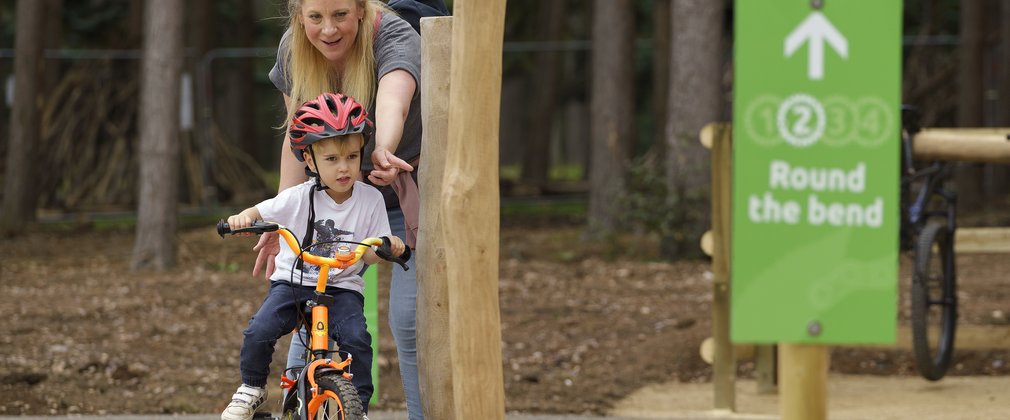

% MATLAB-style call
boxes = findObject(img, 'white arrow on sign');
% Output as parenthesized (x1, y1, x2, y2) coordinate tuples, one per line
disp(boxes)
(784, 11, 848, 81)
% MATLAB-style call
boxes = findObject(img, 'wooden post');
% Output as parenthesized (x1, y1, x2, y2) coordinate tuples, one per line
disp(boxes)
(417, 16, 454, 420)
(443, 1, 507, 419)
(754, 344, 777, 394)
(779, 344, 828, 420)
(703, 122, 735, 410)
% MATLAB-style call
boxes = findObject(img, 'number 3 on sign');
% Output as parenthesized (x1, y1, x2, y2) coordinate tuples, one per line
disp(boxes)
(777, 94, 825, 148)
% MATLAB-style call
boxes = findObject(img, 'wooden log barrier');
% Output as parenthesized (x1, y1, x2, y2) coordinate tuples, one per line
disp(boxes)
(912, 128, 1010, 164)
(955, 227, 1010, 253)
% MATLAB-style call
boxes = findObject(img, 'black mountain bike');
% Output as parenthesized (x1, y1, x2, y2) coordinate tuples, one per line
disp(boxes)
(899, 106, 958, 381)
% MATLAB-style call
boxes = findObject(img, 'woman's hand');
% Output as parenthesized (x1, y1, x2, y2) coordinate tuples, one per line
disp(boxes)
(368, 148, 413, 186)
(252, 232, 280, 279)
(387, 235, 406, 257)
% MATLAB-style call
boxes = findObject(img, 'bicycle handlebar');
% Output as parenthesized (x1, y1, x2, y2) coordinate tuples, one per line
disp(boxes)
(217, 219, 280, 237)
(216, 220, 411, 271)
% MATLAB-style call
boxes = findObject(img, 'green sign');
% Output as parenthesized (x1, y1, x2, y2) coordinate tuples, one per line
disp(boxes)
(363, 267, 379, 404)
(731, 1, 901, 344)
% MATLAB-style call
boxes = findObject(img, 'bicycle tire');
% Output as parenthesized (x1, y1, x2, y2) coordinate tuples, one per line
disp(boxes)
(281, 371, 364, 420)
(910, 219, 957, 381)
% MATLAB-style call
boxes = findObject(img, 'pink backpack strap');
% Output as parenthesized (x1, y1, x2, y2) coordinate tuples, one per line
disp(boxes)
(373, 10, 382, 35)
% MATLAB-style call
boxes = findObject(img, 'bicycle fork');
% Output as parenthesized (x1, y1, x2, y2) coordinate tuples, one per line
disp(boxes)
(289, 284, 355, 419)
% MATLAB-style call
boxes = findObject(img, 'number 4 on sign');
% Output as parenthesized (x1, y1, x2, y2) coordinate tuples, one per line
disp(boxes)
(784, 11, 848, 81)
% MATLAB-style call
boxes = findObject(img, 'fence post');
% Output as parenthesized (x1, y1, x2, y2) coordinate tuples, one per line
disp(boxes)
(703, 122, 735, 411)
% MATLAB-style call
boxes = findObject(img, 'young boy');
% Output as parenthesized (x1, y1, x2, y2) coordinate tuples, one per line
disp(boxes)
(222, 93, 405, 420)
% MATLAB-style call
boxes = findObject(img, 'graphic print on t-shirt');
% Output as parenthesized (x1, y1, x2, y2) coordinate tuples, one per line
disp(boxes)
(304, 219, 354, 278)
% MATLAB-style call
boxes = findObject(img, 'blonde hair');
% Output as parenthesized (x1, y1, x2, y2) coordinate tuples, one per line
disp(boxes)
(283, 0, 390, 126)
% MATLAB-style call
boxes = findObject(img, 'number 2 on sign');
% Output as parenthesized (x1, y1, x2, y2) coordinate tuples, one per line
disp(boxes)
(777, 94, 825, 148)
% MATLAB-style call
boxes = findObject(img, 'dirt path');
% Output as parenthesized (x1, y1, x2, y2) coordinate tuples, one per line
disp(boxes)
(610, 374, 1010, 419)
(2, 225, 1009, 416)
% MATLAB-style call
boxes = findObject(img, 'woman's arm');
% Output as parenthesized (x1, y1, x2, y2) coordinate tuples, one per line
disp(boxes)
(278, 93, 309, 191)
(253, 93, 305, 280)
(369, 69, 416, 186)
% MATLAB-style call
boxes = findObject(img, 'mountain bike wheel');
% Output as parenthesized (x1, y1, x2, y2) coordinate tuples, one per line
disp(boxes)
(910, 219, 957, 381)
(282, 371, 364, 420)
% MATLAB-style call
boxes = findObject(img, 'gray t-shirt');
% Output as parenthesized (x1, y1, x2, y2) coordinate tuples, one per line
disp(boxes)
(269, 12, 423, 171)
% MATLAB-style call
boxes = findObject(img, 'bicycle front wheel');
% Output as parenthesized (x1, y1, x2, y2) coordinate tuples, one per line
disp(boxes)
(910, 219, 957, 381)
(282, 371, 364, 420)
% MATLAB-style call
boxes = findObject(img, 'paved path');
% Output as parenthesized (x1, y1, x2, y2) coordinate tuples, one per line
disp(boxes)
(1, 414, 638, 420)
(7, 374, 1010, 420)
(609, 374, 1010, 420)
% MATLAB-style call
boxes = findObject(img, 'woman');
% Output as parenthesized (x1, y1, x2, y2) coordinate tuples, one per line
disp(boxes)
(255, 0, 425, 418)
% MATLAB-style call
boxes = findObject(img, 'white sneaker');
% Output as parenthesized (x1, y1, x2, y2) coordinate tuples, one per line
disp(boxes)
(221, 384, 267, 420)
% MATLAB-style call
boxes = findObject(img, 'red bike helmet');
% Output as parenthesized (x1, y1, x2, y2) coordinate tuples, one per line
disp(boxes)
(289, 92, 374, 162)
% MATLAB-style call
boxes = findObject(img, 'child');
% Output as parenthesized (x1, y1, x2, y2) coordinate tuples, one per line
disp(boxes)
(221, 93, 405, 420)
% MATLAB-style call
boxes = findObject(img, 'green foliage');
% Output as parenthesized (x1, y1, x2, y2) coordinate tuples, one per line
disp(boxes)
(0, 2, 13, 48)
(211, 260, 241, 273)
(903, 0, 960, 35)
(548, 163, 584, 182)
(500, 164, 521, 182)
(501, 199, 586, 219)
(63, 1, 135, 48)
(617, 154, 710, 259)
(262, 170, 282, 193)
(503, 163, 585, 187)
(617, 155, 678, 239)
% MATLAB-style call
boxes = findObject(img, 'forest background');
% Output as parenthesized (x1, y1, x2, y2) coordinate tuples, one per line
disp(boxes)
(2, 1, 1007, 263)
(4, 0, 1010, 416)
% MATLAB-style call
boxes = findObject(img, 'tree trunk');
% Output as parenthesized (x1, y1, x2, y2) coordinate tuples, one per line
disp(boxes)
(131, 0, 184, 271)
(519, 0, 566, 192)
(664, 0, 724, 257)
(955, 0, 985, 215)
(221, 0, 256, 151)
(36, 0, 64, 207)
(1, 0, 45, 230)
(186, 0, 214, 206)
(652, 0, 671, 163)
(587, 0, 634, 236)
(42, 0, 63, 95)
(126, 0, 145, 48)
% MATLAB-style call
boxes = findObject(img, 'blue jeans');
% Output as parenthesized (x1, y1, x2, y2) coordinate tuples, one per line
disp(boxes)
(243, 281, 373, 409)
(287, 206, 422, 419)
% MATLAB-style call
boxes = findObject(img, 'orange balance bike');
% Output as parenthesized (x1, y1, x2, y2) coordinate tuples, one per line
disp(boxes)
(217, 220, 410, 420)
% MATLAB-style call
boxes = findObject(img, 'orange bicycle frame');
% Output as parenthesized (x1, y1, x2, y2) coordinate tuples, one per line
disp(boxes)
(274, 228, 383, 418)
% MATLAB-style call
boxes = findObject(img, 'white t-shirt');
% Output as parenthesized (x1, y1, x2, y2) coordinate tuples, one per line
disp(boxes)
(256, 180, 391, 293)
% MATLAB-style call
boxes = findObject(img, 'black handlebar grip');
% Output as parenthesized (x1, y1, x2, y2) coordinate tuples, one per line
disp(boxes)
(216, 220, 279, 237)
(375, 236, 412, 271)
(216, 220, 231, 237)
